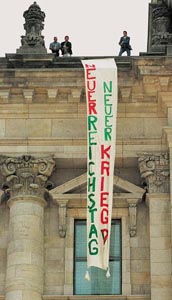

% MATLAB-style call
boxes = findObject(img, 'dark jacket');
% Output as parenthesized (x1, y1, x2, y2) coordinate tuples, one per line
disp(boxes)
(119, 36, 132, 49)
(61, 41, 72, 55)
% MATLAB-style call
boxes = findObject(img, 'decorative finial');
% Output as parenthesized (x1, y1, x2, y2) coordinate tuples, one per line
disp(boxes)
(16, 2, 47, 54)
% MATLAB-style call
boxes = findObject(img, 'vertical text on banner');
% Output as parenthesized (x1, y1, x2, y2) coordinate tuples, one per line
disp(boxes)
(81, 59, 118, 272)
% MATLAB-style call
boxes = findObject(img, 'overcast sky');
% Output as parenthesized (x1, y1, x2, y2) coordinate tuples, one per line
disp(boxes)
(0, 0, 150, 57)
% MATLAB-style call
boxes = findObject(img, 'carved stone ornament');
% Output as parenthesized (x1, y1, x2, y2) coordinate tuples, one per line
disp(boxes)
(152, 3, 172, 46)
(17, 2, 47, 54)
(138, 152, 169, 193)
(54, 199, 68, 238)
(0, 155, 55, 200)
(127, 199, 139, 237)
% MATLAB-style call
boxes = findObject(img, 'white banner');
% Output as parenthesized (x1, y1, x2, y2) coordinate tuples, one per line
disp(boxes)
(81, 58, 118, 272)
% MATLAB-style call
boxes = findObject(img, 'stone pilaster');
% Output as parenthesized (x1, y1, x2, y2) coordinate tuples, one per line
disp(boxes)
(0, 155, 55, 300)
(163, 127, 172, 299)
(138, 153, 172, 300)
(146, 194, 172, 300)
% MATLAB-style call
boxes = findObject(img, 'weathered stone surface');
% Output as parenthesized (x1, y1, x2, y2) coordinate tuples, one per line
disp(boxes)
(0, 53, 172, 300)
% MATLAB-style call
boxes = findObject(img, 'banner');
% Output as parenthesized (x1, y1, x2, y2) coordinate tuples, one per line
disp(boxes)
(81, 59, 118, 272)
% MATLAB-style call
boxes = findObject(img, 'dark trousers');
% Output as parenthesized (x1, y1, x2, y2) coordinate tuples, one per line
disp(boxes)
(51, 50, 59, 56)
(118, 47, 131, 56)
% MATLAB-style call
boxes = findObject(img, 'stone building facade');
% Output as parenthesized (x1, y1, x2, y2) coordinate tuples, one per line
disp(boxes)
(0, 54, 171, 300)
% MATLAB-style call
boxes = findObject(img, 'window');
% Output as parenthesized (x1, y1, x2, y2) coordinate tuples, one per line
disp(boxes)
(74, 219, 122, 295)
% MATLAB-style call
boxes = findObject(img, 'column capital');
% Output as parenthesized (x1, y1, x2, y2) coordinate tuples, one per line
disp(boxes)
(138, 152, 169, 193)
(0, 155, 55, 200)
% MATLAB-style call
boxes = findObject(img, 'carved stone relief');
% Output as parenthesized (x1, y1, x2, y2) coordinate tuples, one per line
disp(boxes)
(54, 198, 68, 238)
(17, 2, 47, 54)
(138, 152, 169, 193)
(0, 155, 55, 200)
(152, 4, 172, 46)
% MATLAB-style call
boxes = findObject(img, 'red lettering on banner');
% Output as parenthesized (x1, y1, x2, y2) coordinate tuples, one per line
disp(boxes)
(85, 64, 96, 80)
(101, 145, 111, 159)
(85, 64, 96, 70)
(101, 161, 110, 176)
(88, 90, 96, 101)
(101, 208, 109, 224)
(100, 192, 109, 207)
(100, 176, 105, 191)
(87, 81, 96, 92)
(88, 101, 97, 115)
(101, 229, 108, 244)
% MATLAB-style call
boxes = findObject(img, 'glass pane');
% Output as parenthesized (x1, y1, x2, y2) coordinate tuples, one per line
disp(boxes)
(75, 261, 91, 295)
(75, 223, 87, 257)
(74, 220, 121, 295)
(110, 223, 121, 257)
(75, 262, 121, 295)
(110, 260, 121, 294)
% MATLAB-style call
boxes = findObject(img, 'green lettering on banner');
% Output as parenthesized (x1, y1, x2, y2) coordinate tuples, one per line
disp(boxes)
(88, 239, 98, 255)
(105, 115, 113, 128)
(88, 193, 96, 210)
(88, 193, 97, 223)
(89, 146, 93, 160)
(104, 127, 112, 141)
(88, 176, 96, 192)
(88, 131, 97, 145)
(89, 224, 98, 238)
(105, 103, 113, 115)
(103, 81, 112, 93)
(104, 94, 112, 105)
(89, 208, 97, 223)
(103, 81, 113, 141)
(88, 115, 97, 131)
(89, 161, 95, 176)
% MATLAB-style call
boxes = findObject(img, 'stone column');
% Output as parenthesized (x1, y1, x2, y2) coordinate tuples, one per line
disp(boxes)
(0, 155, 55, 300)
(138, 153, 172, 300)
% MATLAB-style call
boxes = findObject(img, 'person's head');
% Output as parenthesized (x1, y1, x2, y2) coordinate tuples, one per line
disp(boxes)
(54, 36, 58, 42)
(64, 35, 69, 41)
(123, 31, 127, 36)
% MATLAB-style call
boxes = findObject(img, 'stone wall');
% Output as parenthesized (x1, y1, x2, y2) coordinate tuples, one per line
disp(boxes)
(0, 56, 171, 299)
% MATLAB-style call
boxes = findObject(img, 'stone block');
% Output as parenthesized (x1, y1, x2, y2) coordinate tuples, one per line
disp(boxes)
(150, 224, 171, 237)
(117, 118, 144, 138)
(131, 272, 150, 285)
(5, 119, 27, 138)
(52, 119, 86, 138)
(5, 290, 22, 300)
(131, 260, 150, 272)
(151, 262, 171, 275)
(131, 248, 150, 260)
(27, 119, 51, 137)
(45, 272, 64, 285)
(151, 287, 172, 300)
(0, 120, 5, 137)
(152, 275, 172, 288)
(150, 237, 171, 250)
(144, 118, 167, 137)
(151, 249, 171, 263)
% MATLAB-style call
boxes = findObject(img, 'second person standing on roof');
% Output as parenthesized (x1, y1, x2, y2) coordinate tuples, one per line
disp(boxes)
(61, 35, 72, 56)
